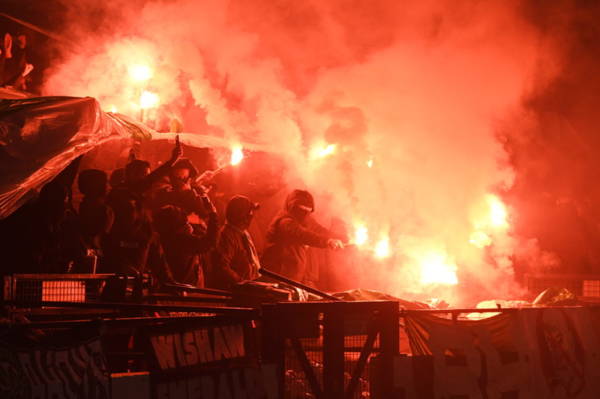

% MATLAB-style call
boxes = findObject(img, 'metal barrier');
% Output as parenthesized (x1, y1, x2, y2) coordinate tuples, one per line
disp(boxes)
(261, 301, 398, 399)
(524, 273, 600, 298)
(3, 273, 149, 303)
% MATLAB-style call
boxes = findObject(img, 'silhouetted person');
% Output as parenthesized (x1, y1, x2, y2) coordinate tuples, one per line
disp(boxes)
(261, 189, 343, 285)
(109, 168, 125, 189)
(108, 138, 182, 213)
(0, 157, 83, 275)
(153, 200, 217, 287)
(209, 195, 260, 289)
(153, 158, 211, 222)
(100, 191, 174, 284)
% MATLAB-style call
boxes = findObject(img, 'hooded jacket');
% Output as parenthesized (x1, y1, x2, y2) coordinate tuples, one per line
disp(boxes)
(261, 190, 330, 283)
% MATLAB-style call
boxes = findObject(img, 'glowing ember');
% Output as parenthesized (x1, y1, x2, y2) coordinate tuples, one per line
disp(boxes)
(129, 64, 153, 82)
(230, 146, 244, 166)
(469, 231, 492, 248)
(310, 143, 337, 159)
(487, 195, 508, 228)
(366, 158, 374, 168)
(139, 90, 160, 109)
(419, 251, 458, 285)
(374, 236, 391, 259)
(353, 224, 369, 247)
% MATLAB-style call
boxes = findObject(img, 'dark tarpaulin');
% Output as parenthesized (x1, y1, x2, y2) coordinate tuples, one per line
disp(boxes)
(0, 96, 151, 219)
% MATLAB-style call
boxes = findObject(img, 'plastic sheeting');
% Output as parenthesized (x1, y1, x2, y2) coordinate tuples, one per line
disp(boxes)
(0, 96, 152, 219)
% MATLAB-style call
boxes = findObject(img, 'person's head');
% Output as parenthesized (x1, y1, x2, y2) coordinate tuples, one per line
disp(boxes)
(169, 158, 197, 190)
(38, 182, 69, 223)
(109, 168, 125, 188)
(125, 160, 151, 185)
(284, 189, 314, 222)
(16, 34, 26, 49)
(110, 190, 143, 227)
(226, 195, 259, 230)
(78, 169, 108, 198)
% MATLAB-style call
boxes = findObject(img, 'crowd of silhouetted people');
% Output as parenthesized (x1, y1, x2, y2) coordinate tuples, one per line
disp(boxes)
(0, 139, 344, 294)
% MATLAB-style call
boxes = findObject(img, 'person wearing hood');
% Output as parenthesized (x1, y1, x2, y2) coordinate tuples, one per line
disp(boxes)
(261, 189, 343, 285)
(209, 195, 261, 289)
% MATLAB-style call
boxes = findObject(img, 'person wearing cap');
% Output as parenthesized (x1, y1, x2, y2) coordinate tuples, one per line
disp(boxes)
(209, 195, 261, 289)
(261, 189, 343, 285)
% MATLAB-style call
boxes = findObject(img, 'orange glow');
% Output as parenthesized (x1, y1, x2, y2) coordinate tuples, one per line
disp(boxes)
(469, 231, 492, 248)
(419, 251, 458, 285)
(488, 195, 508, 228)
(129, 64, 153, 82)
(366, 158, 374, 168)
(374, 236, 391, 259)
(230, 146, 244, 166)
(139, 90, 159, 109)
(310, 143, 337, 159)
(353, 224, 369, 247)
(110, 105, 118, 113)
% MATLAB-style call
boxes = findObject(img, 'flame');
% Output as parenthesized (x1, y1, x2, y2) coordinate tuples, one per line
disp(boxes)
(139, 90, 160, 109)
(353, 224, 369, 247)
(109, 105, 118, 113)
(469, 231, 492, 248)
(230, 146, 244, 166)
(129, 64, 153, 82)
(419, 251, 458, 285)
(310, 142, 337, 159)
(487, 195, 508, 228)
(366, 158, 374, 168)
(374, 236, 391, 259)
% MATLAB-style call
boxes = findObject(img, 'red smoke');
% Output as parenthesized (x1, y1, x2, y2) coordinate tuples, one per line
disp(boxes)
(42, 0, 586, 306)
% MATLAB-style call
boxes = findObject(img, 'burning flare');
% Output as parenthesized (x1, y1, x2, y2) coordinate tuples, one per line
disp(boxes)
(419, 251, 458, 285)
(139, 90, 159, 109)
(353, 224, 369, 247)
(487, 194, 508, 229)
(374, 236, 391, 259)
(230, 146, 244, 166)
(129, 64, 153, 82)
(310, 142, 337, 159)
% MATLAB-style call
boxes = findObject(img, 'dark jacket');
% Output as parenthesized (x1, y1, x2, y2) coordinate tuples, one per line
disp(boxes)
(210, 223, 260, 289)
(100, 218, 174, 284)
(155, 206, 217, 286)
(261, 190, 330, 283)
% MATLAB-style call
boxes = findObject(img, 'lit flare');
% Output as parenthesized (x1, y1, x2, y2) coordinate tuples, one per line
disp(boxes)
(129, 64, 153, 82)
(230, 146, 244, 166)
(139, 90, 159, 109)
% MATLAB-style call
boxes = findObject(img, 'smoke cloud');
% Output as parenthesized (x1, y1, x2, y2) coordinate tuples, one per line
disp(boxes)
(42, 0, 592, 305)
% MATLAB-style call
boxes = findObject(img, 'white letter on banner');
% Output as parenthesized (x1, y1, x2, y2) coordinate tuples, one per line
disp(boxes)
(151, 335, 177, 370)
(194, 329, 214, 363)
(221, 325, 245, 358)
